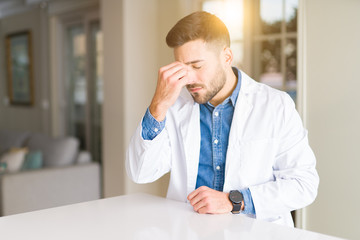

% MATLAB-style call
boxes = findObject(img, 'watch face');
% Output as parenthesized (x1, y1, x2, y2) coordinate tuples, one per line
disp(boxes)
(230, 190, 243, 204)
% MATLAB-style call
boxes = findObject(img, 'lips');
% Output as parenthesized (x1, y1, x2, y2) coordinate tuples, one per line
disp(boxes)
(187, 84, 203, 93)
(189, 87, 202, 93)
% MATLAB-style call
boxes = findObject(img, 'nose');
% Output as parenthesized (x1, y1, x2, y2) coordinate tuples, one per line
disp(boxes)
(186, 69, 196, 85)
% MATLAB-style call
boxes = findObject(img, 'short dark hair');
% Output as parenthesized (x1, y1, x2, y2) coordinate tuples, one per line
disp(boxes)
(166, 11, 230, 49)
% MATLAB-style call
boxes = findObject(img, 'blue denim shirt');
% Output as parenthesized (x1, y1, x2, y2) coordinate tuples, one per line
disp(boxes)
(141, 67, 255, 215)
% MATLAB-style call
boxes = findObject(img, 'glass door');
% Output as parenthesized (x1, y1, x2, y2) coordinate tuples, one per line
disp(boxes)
(67, 25, 87, 150)
(66, 19, 103, 163)
(89, 22, 103, 164)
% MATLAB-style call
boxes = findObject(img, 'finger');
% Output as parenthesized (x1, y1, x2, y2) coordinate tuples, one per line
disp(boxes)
(167, 66, 188, 82)
(187, 187, 202, 201)
(160, 61, 183, 72)
(193, 200, 207, 213)
(171, 68, 188, 83)
(189, 189, 210, 208)
(178, 73, 190, 87)
(188, 186, 210, 201)
(189, 193, 203, 208)
(197, 206, 209, 214)
(160, 62, 186, 77)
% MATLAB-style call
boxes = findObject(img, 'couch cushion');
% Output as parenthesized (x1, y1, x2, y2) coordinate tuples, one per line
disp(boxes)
(0, 130, 30, 156)
(27, 134, 79, 167)
(76, 151, 92, 164)
(0, 148, 28, 173)
(22, 151, 43, 170)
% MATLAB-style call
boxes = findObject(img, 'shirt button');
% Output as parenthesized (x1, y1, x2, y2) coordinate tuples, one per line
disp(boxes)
(216, 166, 221, 170)
(214, 112, 219, 117)
(154, 128, 159, 133)
(214, 139, 219, 144)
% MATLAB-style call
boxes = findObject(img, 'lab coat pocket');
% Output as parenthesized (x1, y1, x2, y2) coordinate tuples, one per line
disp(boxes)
(226, 139, 278, 188)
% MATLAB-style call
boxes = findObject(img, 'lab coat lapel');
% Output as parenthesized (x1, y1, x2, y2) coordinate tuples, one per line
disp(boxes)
(178, 95, 201, 197)
(224, 72, 255, 190)
(228, 71, 255, 143)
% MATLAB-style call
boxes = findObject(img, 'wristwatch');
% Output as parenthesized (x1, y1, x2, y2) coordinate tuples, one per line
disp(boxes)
(229, 190, 243, 214)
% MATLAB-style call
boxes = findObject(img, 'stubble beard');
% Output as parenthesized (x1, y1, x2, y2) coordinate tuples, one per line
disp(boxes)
(188, 68, 227, 105)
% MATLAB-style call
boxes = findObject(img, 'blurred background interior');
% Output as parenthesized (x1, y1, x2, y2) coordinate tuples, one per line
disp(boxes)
(0, 0, 358, 239)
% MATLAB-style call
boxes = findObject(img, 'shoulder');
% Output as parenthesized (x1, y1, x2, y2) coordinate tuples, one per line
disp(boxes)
(240, 71, 294, 108)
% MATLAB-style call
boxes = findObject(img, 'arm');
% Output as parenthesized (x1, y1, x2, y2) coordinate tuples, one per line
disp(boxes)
(187, 94, 318, 217)
(249, 94, 319, 220)
(126, 62, 191, 184)
(187, 186, 255, 215)
(141, 108, 166, 141)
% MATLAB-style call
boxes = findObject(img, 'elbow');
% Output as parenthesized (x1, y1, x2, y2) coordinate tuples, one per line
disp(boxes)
(125, 149, 142, 183)
(298, 169, 320, 207)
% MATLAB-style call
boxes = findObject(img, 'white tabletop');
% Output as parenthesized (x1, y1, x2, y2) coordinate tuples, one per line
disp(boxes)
(0, 193, 343, 240)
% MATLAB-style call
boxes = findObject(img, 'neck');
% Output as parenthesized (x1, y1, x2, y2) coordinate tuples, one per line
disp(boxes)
(210, 67, 237, 107)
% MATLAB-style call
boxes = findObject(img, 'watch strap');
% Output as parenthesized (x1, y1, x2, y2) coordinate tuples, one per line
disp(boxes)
(231, 202, 241, 214)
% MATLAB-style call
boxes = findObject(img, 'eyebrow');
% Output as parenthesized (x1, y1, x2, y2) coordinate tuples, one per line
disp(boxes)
(184, 60, 204, 65)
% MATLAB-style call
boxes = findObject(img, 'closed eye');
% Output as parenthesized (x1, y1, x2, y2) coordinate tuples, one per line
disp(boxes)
(192, 65, 202, 69)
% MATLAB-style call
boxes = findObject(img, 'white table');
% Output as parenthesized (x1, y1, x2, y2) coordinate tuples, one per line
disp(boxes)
(0, 193, 344, 240)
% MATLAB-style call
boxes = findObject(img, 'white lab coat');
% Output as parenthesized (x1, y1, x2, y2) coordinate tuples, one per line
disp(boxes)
(126, 71, 319, 227)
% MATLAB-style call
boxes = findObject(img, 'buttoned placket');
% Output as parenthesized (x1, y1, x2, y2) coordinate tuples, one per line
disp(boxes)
(212, 105, 223, 191)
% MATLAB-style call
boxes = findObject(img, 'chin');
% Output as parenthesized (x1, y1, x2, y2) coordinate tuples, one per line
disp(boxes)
(192, 95, 209, 105)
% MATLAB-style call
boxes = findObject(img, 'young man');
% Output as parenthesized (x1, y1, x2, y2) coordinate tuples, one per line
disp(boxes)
(126, 11, 319, 227)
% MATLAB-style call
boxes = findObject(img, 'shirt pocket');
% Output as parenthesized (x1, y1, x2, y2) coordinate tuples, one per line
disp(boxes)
(226, 138, 278, 187)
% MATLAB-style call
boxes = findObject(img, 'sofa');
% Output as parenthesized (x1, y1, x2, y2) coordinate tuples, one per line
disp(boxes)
(0, 129, 101, 216)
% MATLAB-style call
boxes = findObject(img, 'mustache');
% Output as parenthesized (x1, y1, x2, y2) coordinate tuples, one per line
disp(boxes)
(186, 84, 205, 88)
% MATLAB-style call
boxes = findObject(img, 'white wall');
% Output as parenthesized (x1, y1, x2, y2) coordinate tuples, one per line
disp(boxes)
(303, 0, 360, 239)
(122, 0, 167, 196)
(101, 0, 193, 198)
(101, 0, 125, 197)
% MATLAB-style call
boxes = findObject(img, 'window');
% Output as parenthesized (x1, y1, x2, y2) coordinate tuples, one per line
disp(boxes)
(202, 0, 244, 69)
(200, 0, 299, 225)
(63, 11, 103, 163)
(252, 0, 298, 103)
(201, 0, 298, 103)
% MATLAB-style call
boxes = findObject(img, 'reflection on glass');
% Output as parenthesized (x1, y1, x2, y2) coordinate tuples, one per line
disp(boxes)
(67, 25, 86, 150)
(260, 0, 282, 34)
(285, 38, 297, 102)
(90, 22, 103, 163)
(286, 0, 298, 32)
(259, 39, 282, 89)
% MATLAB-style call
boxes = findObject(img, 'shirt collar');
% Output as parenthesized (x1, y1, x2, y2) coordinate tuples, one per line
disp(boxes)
(229, 67, 241, 107)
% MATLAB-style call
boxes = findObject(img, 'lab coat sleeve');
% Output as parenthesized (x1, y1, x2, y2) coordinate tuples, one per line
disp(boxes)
(126, 119, 172, 184)
(249, 93, 319, 221)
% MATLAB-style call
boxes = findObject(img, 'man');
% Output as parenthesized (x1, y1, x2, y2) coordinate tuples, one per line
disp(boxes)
(126, 11, 319, 227)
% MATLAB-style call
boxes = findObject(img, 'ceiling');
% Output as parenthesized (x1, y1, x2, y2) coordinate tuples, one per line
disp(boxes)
(0, 0, 56, 18)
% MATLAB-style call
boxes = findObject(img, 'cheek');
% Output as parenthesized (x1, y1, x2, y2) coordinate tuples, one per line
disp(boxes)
(196, 72, 209, 86)
(198, 66, 214, 80)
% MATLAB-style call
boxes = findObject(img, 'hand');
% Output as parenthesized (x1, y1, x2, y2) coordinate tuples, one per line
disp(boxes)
(149, 62, 190, 121)
(187, 186, 233, 214)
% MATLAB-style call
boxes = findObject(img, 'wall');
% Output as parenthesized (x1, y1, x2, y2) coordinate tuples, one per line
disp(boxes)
(122, 0, 170, 197)
(303, 0, 360, 239)
(0, 7, 50, 134)
(101, 0, 194, 198)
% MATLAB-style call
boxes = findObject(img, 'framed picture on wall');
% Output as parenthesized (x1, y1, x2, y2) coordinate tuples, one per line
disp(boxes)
(5, 31, 34, 106)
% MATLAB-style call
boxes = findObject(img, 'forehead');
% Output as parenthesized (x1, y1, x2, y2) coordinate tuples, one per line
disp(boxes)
(173, 39, 218, 63)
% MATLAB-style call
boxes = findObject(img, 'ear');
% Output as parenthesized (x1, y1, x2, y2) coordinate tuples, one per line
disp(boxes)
(222, 47, 233, 66)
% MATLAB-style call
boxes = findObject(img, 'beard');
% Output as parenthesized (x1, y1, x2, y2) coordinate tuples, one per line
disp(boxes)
(186, 66, 227, 104)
